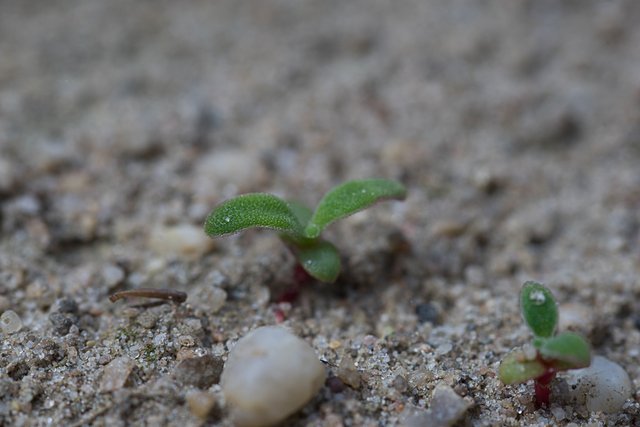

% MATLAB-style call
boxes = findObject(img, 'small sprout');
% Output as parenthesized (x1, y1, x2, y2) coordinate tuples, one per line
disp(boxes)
(204, 179, 406, 283)
(499, 281, 591, 407)
(520, 281, 557, 338)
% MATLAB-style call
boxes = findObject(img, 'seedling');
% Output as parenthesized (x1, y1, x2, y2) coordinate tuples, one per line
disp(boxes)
(498, 281, 591, 407)
(203, 179, 406, 283)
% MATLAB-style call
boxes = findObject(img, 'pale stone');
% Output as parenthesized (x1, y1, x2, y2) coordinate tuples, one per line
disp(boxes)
(194, 149, 266, 196)
(149, 224, 214, 259)
(564, 355, 633, 413)
(191, 286, 227, 314)
(337, 354, 361, 389)
(0, 310, 22, 334)
(99, 356, 138, 392)
(102, 264, 125, 288)
(401, 384, 471, 427)
(221, 326, 326, 427)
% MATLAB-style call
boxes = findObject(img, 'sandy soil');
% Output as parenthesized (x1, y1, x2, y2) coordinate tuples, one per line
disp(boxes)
(1, 0, 639, 426)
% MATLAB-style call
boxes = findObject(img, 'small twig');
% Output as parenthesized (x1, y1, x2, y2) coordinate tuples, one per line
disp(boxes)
(109, 288, 187, 304)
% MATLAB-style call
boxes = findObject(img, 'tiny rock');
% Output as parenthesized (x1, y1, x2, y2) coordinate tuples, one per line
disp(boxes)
(563, 355, 633, 413)
(401, 384, 471, 427)
(186, 390, 219, 419)
(415, 302, 440, 324)
(56, 298, 79, 314)
(136, 311, 158, 329)
(99, 356, 138, 392)
(194, 149, 265, 194)
(49, 312, 74, 336)
(149, 224, 215, 259)
(337, 354, 361, 389)
(191, 286, 227, 314)
(221, 326, 326, 427)
(0, 310, 22, 334)
(173, 354, 223, 389)
(102, 264, 126, 288)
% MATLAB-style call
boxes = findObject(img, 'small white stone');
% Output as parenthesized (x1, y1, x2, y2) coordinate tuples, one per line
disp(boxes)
(401, 384, 471, 427)
(190, 286, 227, 313)
(149, 224, 214, 259)
(0, 310, 22, 334)
(564, 355, 633, 413)
(435, 342, 453, 356)
(221, 326, 326, 427)
(550, 405, 566, 421)
(194, 149, 265, 195)
(99, 356, 138, 392)
(102, 264, 125, 288)
(208, 287, 227, 313)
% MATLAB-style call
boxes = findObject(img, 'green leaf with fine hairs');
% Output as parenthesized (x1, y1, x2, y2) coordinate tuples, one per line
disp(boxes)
(286, 200, 313, 227)
(293, 239, 341, 283)
(520, 281, 558, 338)
(498, 351, 547, 385)
(536, 332, 591, 370)
(304, 179, 407, 238)
(204, 193, 304, 237)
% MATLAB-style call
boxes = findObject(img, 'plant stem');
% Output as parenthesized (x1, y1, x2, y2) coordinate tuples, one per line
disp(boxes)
(533, 369, 556, 408)
(276, 264, 313, 304)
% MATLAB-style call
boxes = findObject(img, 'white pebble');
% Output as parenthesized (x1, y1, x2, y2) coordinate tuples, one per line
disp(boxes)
(99, 356, 138, 392)
(102, 264, 125, 288)
(194, 149, 265, 195)
(550, 405, 566, 421)
(564, 355, 633, 413)
(435, 342, 453, 356)
(190, 286, 227, 313)
(221, 326, 326, 427)
(149, 224, 214, 259)
(0, 310, 22, 334)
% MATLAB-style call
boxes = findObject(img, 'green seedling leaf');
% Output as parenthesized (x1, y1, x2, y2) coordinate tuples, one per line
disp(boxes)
(204, 193, 304, 237)
(293, 239, 341, 283)
(535, 332, 591, 370)
(304, 179, 407, 238)
(498, 351, 547, 385)
(520, 281, 557, 338)
(286, 200, 313, 227)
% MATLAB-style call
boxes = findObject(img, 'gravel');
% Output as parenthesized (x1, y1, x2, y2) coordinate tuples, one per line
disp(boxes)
(1, 1, 639, 426)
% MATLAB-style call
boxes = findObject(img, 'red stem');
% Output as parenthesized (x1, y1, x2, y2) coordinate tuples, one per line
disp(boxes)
(534, 368, 556, 408)
(275, 263, 313, 304)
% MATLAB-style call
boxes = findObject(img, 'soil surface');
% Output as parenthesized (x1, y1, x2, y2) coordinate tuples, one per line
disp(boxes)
(1, 1, 640, 426)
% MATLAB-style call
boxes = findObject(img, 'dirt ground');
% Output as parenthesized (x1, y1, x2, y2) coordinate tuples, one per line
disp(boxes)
(1, 0, 639, 426)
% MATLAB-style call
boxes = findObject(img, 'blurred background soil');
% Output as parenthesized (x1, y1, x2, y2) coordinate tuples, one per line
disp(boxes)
(0, 0, 639, 425)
